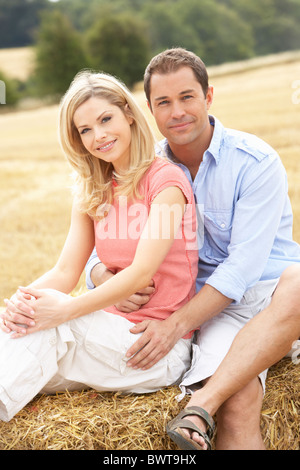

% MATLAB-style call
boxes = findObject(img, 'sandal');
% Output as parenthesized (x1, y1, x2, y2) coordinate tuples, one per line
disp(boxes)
(166, 406, 215, 450)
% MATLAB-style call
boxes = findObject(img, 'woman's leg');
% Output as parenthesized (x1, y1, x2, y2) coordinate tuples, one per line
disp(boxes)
(0, 326, 67, 421)
(64, 310, 191, 394)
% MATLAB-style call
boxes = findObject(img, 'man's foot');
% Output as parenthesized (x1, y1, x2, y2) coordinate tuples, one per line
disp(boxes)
(166, 406, 215, 450)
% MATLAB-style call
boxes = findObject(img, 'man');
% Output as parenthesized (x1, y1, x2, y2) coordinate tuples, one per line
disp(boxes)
(86, 48, 300, 450)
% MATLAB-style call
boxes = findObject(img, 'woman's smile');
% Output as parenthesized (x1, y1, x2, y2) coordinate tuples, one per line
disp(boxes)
(96, 139, 117, 152)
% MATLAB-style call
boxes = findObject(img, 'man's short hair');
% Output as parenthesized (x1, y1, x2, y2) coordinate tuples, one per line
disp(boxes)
(144, 48, 209, 105)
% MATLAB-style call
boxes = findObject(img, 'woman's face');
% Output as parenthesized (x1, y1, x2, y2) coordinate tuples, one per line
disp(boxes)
(73, 96, 133, 172)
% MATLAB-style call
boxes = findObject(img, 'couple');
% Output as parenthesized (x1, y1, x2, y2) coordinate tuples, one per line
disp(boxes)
(1, 48, 300, 451)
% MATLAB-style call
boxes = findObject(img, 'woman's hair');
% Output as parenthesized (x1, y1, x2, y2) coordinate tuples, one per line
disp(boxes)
(144, 47, 209, 106)
(59, 70, 156, 219)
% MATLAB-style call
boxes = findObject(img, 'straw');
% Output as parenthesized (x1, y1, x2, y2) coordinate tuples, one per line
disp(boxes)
(0, 358, 298, 450)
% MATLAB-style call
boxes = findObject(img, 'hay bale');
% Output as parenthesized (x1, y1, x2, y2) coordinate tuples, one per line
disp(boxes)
(261, 359, 299, 450)
(0, 359, 298, 450)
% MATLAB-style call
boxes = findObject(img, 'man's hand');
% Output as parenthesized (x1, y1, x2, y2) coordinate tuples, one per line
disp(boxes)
(115, 282, 155, 312)
(91, 263, 155, 313)
(126, 318, 181, 370)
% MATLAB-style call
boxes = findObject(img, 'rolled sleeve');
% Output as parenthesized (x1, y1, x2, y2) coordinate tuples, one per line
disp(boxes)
(205, 153, 287, 302)
(85, 247, 101, 290)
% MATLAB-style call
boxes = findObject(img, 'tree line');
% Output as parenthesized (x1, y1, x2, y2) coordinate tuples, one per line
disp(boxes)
(1, 0, 300, 104)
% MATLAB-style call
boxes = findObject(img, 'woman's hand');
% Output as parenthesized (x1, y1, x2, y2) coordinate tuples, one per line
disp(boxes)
(2, 287, 72, 338)
(1, 290, 36, 335)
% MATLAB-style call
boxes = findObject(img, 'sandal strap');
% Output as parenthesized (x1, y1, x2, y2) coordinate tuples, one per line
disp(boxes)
(171, 417, 213, 449)
(175, 406, 215, 439)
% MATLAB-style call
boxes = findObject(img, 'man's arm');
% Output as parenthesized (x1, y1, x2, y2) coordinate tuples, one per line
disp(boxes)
(126, 284, 232, 370)
(86, 251, 155, 312)
(127, 151, 288, 369)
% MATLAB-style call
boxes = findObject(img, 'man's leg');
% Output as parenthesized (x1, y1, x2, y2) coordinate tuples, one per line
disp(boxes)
(215, 377, 265, 450)
(177, 264, 300, 449)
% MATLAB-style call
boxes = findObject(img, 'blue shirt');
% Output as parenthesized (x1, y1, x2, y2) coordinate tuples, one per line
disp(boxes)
(159, 116, 300, 302)
(86, 115, 300, 303)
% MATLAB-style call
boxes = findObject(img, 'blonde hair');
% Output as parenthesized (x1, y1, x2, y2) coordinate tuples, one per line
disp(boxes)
(59, 71, 156, 219)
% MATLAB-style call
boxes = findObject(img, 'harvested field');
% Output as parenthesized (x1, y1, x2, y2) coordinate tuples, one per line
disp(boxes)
(0, 49, 299, 450)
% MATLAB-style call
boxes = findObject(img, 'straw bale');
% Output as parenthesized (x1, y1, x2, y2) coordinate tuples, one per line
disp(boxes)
(0, 358, 298, 450)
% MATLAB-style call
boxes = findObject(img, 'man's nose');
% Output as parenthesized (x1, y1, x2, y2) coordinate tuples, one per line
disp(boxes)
(170, 101, 186, 119)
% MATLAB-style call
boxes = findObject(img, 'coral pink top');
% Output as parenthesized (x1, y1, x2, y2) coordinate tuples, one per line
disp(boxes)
(94, 157, 198, 338)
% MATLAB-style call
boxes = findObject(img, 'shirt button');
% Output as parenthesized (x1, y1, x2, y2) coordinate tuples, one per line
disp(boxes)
(49, 336, 57, 346)
(220, 223, 226, 228)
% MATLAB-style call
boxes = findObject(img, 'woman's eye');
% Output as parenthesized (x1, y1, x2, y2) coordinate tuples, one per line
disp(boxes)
(80, 128, 90, 135)
(102, 116, 111, 124)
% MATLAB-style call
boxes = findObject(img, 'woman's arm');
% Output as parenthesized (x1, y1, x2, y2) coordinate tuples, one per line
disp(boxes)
(2, 201, 95, 333)
(29, 202, 95, 292)
(14, 185, 186, 334)
(68, 185, 186, 318)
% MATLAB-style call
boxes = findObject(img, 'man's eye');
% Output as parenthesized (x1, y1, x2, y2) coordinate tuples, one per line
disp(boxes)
(158, 100, 169, 106)
(182, 95, 193, 100)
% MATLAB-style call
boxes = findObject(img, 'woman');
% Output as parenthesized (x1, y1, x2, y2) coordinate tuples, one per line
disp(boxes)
(0, 71, 198, 422)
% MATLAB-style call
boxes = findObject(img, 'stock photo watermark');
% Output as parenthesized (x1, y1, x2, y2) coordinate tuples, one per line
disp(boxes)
(0, 80, 5, 104)
(292, 79, 300, 105)
(95, 198, 204, 251)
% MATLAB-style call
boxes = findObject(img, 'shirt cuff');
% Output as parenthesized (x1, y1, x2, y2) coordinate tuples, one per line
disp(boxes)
(85, 252, 101, 290)
(205, 266, 247, 303)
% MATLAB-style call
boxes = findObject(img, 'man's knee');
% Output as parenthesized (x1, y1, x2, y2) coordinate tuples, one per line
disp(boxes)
(274, 264, 300, 323)
(280, 264, 300, 287)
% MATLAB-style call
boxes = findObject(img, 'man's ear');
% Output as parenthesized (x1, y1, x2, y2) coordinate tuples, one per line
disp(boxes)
(206, 85, 214, 110)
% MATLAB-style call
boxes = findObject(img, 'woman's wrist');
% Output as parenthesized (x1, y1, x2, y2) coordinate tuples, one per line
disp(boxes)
(64, 295, 80, 321)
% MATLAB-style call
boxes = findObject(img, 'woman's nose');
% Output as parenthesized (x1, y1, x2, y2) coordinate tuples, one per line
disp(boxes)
(95, 126, 107, 141)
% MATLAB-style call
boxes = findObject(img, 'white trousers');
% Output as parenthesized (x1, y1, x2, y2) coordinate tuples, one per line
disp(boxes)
(0, 309, 191, 422)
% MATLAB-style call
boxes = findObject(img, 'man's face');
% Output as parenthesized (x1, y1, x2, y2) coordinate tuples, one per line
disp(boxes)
(148, 66, 213, 150)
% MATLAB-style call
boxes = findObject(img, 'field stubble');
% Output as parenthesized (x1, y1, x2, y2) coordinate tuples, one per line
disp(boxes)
(1, 56, 300, 300)
(0, 49, 299, 451)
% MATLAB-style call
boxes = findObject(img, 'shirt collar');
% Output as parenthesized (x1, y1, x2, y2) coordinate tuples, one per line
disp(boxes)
(159, 115, 224, 166)
(205, 115, 223, 165)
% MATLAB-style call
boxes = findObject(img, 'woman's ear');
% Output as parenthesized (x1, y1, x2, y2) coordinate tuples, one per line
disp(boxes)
(124, 103, 134, 125)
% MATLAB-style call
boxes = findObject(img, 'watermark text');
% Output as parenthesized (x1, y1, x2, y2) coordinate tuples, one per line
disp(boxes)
(0, 80, 6, 104)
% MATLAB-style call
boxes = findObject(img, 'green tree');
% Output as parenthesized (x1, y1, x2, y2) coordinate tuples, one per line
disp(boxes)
(174, 0, 254, 65)
(34, 10, 88, 98)
(0, 0, 49, 48)
(141, 2, 202, 56)
(221, 0, 300, 55)
(86, 13, 151, 87)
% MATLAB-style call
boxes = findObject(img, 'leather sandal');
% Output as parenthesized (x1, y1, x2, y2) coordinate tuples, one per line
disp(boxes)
(166, 406, 215, 450)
